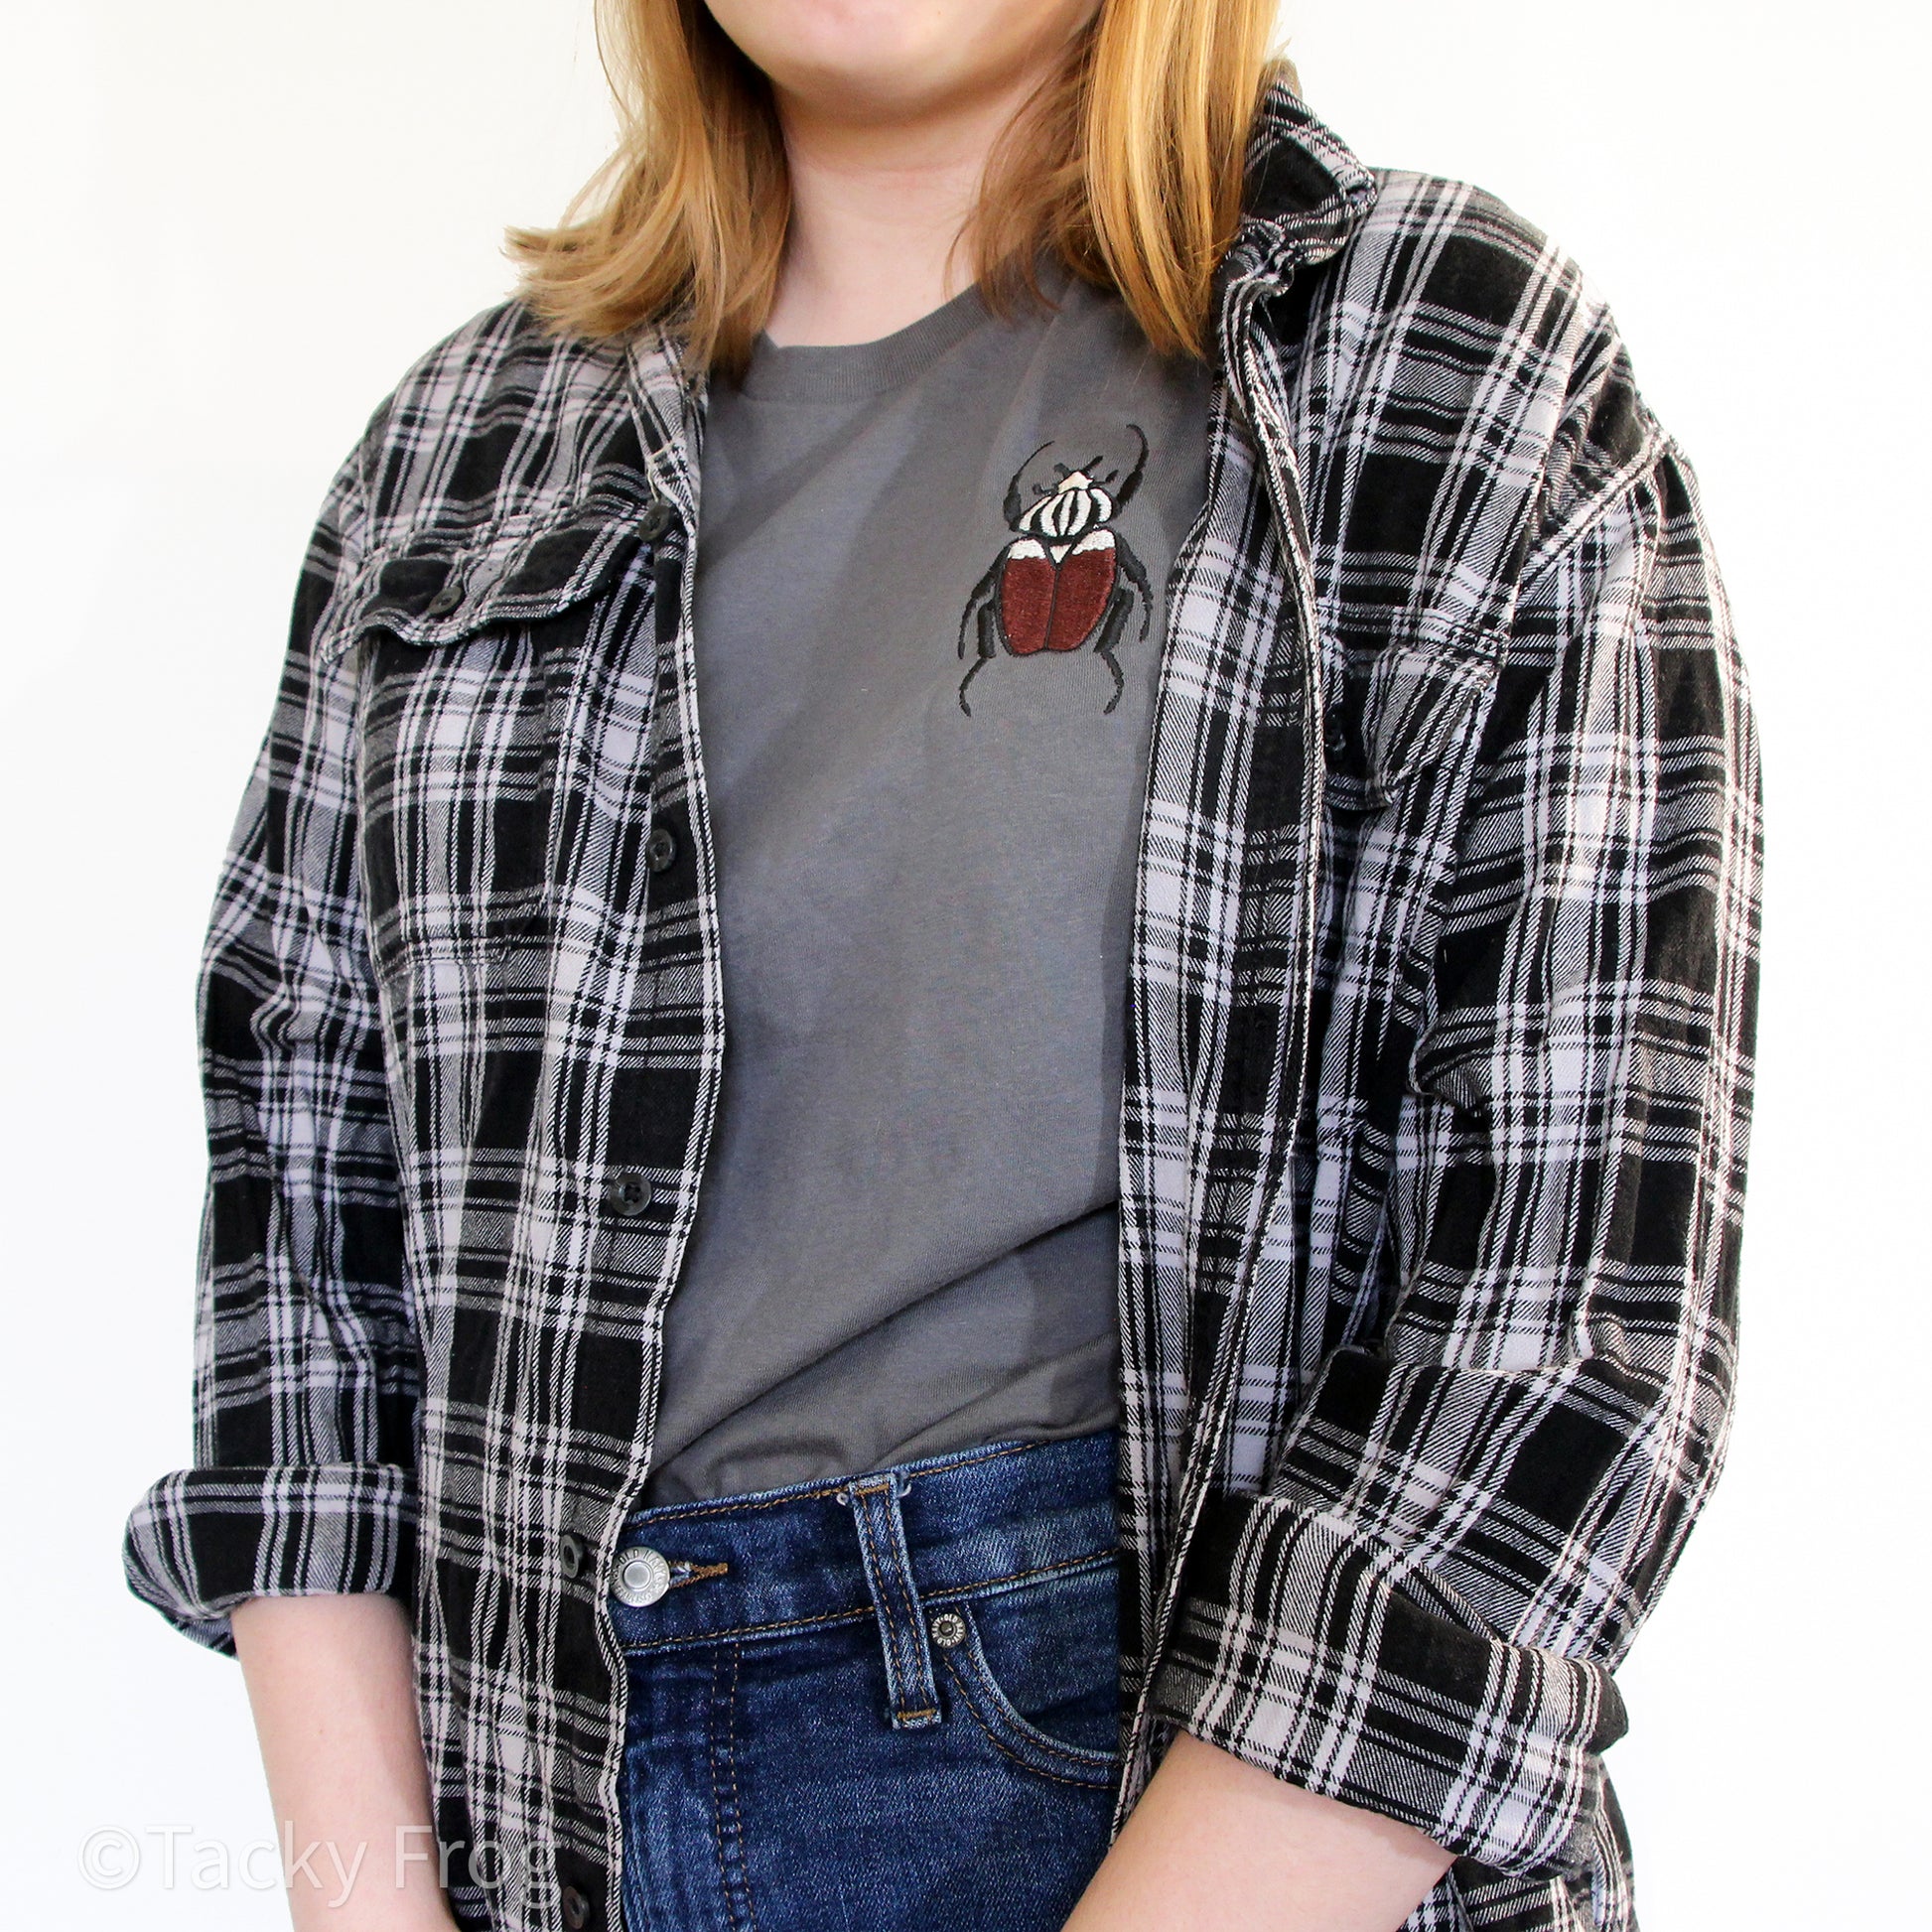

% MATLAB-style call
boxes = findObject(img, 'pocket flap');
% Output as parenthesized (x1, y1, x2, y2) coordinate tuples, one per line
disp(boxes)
(321, 499, 659, 665)
(1321, 612, 1500, 810)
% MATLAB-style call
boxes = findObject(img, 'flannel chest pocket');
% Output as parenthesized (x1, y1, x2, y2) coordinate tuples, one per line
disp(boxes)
(1318, 612, 1501, 815)
(339, 512, 652, 982)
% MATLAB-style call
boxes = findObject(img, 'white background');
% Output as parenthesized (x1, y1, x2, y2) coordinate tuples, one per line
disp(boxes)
(3, 2, 1925, 1923)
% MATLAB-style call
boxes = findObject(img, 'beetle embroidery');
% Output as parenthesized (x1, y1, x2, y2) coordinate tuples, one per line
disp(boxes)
(957, 426, 1153, 716)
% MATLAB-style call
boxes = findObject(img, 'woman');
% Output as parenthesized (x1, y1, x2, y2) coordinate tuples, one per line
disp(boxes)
(122, 1, 1760, 1929)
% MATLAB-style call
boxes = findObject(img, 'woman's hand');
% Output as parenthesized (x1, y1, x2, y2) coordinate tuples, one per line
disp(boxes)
(231, 1593, 459, 1932)
(1062, 1727, 1455, 1931)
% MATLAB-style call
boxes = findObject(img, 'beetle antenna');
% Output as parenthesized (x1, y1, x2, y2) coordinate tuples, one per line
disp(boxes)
(1004, 440, 1055, 526)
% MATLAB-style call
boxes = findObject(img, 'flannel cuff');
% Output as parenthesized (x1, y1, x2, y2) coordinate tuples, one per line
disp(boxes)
(1149, 1488, 1625, 1876)
(122, 1462, 417, 1654)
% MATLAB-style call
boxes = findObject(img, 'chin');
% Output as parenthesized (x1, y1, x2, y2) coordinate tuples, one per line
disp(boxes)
(705, 0, 1080, 126)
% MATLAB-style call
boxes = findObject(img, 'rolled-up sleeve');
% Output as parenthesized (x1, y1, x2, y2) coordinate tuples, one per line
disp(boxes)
(123, 444, 417, 1654)
(1150, 382, 1762, 1875)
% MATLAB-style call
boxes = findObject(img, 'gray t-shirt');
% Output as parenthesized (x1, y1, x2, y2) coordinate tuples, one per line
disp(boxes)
(638, 268, 1211, 1506)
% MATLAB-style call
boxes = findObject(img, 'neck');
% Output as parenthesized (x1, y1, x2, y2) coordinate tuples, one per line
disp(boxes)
(761, 73, 1050, 348)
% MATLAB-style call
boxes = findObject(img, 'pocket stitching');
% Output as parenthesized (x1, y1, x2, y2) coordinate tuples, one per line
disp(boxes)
(939, 1642, 1119, 1788)
(938, 1579, 1120, 1787)
(355, 616, 576, 989)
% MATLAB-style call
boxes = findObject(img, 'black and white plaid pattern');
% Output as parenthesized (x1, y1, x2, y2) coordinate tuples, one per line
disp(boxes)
(123, 81, 1759, 1932)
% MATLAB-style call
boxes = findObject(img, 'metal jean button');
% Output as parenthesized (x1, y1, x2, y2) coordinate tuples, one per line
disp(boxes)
(614, 1546, 672, 1607)
(929, 1609, 967, 1648)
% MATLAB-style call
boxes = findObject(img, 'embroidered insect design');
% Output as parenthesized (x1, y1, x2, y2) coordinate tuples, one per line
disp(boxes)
(957, 426, 1153, 716)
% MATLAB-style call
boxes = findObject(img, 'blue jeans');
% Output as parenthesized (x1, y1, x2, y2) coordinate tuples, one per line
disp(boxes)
(612, 1428, 1123, 1930)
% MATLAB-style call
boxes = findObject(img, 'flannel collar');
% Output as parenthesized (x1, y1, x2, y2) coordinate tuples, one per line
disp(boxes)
(1224, 77, 1379, 293)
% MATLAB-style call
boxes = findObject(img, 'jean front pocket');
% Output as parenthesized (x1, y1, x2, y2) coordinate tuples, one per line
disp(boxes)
(932, 1553, 1122, 1789)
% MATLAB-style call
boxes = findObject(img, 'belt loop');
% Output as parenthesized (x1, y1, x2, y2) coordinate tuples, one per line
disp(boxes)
(838, 1471, 940, 1730)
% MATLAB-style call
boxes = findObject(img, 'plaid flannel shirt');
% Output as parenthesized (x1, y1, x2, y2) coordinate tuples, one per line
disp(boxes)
(123, 80, 1760, 1932)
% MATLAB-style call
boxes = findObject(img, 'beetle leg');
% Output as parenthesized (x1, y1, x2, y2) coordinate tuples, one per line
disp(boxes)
(958, 600, 1001, 715)
(1113, 534, 1155, 645)
(1092, 582, 1133, 716)
(957, 560, 1003, 660)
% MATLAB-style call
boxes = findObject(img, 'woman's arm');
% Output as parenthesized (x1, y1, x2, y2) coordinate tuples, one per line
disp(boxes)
(232, 1595, 456, 1931)
(123, 438, 421, 1656)
(1105, 336, 1758, 1906)
(121, 441, 438, 1907)
(1064, 1729, 1453, 1930)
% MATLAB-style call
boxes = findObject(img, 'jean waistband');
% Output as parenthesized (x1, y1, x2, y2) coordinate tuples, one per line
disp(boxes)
(610, 1428, 1119, 1657)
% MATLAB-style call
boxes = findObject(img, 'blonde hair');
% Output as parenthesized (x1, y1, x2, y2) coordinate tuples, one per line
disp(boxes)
(507, 1, 1293, 373)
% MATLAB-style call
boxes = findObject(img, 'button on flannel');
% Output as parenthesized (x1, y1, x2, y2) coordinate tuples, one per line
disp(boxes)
(123, 80, 1760, 1932)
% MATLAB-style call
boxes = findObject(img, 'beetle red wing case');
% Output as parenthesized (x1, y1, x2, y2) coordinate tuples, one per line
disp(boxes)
(1045, 532, 1117, 651)
(998, 538, 1056, 655)
(998, 531, 1119, 656)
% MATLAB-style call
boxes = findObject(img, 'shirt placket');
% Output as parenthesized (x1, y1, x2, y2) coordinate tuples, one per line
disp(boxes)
(533, 345, 723, 1932)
